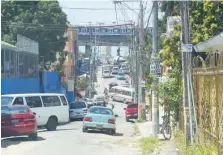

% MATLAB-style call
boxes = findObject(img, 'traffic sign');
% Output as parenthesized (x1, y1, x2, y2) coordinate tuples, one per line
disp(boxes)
(139, 81, 145, 87)
(182, 44, 193, 53)
(150, 58, 161, 74)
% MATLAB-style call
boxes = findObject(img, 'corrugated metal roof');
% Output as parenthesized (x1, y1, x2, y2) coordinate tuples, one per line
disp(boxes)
(1, 41, 17, 51)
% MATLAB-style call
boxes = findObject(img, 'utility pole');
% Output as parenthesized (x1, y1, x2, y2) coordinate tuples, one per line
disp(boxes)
(138, 1, 146, 121)
(89, 22, 93, 98)
(72, 30, 77, 101)
(151, 1, 159, 137)
(180, 1, 193, 146)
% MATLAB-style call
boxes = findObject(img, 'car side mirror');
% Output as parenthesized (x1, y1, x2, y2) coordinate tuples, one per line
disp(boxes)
(124, 108, 126, 110)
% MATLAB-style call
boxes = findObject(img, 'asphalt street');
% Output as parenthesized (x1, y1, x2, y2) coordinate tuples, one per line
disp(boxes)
(1, 67, 140, 155)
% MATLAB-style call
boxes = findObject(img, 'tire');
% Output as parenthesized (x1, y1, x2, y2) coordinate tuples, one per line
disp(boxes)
(126, 118, 129, 122)
(162, 124, 172, 140)
(29, 132, 38, 140)
(45, 116, 58, 131)
(82, 127, 87, 132)
(110, 129, 116, 135)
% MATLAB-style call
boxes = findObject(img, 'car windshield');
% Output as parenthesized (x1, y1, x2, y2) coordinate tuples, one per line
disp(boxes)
(128, 104, 138, 108)
(88, 107, 113, 115)
(118, 72, 124, 75)
(70, 102, 86, 109)
(1, 106, 29, 115)
(1, 97, 14, 106)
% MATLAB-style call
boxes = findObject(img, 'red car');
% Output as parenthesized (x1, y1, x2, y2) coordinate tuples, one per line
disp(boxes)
(124, 102, 138, 122)
(1, 105, 38, 140)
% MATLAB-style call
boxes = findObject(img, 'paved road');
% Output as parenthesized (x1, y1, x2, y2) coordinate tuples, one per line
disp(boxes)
(1, 68, 140, 155)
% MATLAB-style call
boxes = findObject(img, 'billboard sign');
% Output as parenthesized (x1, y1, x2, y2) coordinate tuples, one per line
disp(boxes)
(74, 24, 135, 36)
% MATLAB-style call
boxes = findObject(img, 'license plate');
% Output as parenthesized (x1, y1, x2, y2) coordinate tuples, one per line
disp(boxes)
(96, 124, 103, 128)
(11, 119, 19, 123)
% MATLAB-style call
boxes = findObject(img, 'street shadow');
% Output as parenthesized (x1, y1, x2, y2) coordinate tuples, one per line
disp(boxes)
(38, 128, 78, 133)
(86, 130, 124, 136)
(128, 120, 135, 124)
(1, 136, 45, 148)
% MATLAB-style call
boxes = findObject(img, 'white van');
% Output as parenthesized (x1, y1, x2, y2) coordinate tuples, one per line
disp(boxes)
(1, 93, 69, 131)
(110, 86, 135, 103)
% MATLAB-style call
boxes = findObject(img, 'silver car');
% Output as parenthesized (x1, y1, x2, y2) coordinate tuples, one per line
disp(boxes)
(69, 101, 88, 121)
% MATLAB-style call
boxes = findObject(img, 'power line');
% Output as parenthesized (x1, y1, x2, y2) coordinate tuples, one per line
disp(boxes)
(11, 4, 140, 10)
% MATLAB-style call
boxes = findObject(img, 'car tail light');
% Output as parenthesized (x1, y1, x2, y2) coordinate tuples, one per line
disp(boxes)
(108, 119, 115, 124)
(24, 114, 36, 122)
(84, 117, 92, 122)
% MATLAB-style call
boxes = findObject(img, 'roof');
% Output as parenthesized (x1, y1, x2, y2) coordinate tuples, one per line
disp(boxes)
(2, 93, 66, 97)
(194, 32, 223, 53)
(1, 41, 17, 51)
(111, 86, 134, 91)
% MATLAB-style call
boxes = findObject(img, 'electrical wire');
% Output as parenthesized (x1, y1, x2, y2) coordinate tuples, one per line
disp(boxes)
(10, 4, 140, 10)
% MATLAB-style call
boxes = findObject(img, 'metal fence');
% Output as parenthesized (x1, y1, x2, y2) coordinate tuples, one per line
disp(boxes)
(1, 48, 39, 78)
(192, 52, 223, 153)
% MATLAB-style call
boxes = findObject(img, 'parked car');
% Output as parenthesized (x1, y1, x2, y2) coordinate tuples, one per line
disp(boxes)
(122, 68, 130, 74)
(69, 101, 88, 121)
(116, 72, 126, 80)
(102, 70, 113, 78)
(1, 105, 38, 140)
(1, 93, 69, 131)
(82, 106, 116, 135)
(124, 103, 138, 122)
(111, 67, 119, 74)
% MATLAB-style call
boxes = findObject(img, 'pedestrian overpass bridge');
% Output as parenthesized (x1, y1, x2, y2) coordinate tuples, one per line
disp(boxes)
(74, 24, 152, 46)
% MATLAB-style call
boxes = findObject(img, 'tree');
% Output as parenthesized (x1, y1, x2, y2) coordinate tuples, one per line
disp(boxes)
(1, 1, 68, 64)
(77, 76, 90, 90)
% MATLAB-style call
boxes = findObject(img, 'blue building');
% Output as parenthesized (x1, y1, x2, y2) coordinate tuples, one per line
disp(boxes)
(1, 41, 40, 94)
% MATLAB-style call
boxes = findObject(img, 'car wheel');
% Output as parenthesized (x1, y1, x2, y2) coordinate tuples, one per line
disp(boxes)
(82, 127, 87, 132)
(45, 116, 58, 131)
(29, 132, 38, 140)
(126, 118, 129, 122)
(109, 129, 116, 135)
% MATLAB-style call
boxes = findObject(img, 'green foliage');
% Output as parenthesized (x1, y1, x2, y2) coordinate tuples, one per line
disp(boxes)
(77, 76, 90, 90)
(175, 130, 218, 155)
(138, 137, 160, 155)
(157, 79, 181, 121)
(190, 1, 223, 44)
(1, 1, 68, 64)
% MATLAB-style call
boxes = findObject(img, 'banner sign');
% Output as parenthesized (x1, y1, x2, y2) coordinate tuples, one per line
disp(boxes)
(75, 26, 134, 36)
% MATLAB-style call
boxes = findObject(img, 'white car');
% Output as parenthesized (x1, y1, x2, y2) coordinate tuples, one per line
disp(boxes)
(69, 101, 88, 120)
(112, 67, 119, 74)
(102, 70, 112, 78)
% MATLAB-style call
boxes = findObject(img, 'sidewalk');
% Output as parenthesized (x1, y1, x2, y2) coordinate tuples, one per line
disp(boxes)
(136, 121, 179, 155)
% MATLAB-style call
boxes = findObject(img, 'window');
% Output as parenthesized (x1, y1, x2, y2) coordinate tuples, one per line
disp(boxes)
(41, 96, 61, 107)
(60, 96, 68, 105)
(13, 97, 24, 105)
(88, 107, 113, 115)
(1, 106, 10, 115)
(25, 96, 42, 108)
(10, 106, 29, 114)
(128, 104, 138, 108)
(70, 102, 86, 109)
(1, 97, 13, 106)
